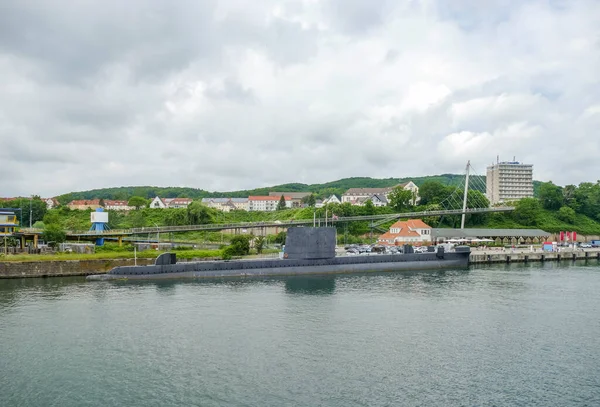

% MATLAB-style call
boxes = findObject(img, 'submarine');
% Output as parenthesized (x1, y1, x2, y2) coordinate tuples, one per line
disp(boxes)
(86, 227, 470, 281)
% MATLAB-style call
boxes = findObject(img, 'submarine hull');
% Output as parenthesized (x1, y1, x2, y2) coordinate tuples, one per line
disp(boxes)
(86, 251, 470, 281)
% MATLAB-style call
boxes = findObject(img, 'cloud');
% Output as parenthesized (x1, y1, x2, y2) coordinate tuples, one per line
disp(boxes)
(0, 0, 599, 197)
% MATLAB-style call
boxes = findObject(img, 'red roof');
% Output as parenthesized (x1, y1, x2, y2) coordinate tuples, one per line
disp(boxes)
(169, 198, 192, 204)
(68, 200, 100, 206)
(378, 219, 431, 243)
(389, 219, 430, 230)
(104, 200, 129, 206)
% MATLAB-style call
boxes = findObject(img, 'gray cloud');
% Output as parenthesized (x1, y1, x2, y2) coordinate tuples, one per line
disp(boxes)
(0, 0, 599, 197)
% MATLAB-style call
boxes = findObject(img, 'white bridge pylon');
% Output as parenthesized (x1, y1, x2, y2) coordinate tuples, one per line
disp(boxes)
(436, 160, 493, 229)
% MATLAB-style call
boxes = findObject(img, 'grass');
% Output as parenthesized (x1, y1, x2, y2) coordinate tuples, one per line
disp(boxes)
(0, 247, 280, 263)
(0, 249, 222, 262)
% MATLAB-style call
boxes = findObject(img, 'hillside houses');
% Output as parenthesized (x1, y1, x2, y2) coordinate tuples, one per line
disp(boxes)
(58, 180, 420, 214)
(341, 181, 419, 206)
(67, 199, 135, 211)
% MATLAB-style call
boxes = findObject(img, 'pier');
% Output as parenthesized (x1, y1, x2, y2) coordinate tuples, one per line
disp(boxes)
(469, 248, 600, 264)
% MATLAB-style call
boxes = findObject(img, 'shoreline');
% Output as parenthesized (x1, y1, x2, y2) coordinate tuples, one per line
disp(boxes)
(2, 249, 600, 279)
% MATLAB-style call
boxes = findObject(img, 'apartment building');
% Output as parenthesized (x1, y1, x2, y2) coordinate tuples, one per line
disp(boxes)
(486, 160, 534, 205)
(248, 196, 292, 211)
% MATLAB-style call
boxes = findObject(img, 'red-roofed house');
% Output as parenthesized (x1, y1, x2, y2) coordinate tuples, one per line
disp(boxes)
(378, 219, 432, 246)
(104, 200, 135, 211)
(167, 198, 193, 208)
(67, 200, 101, 210)
(43, 198, 60, 210)
(248, 196, 292, 211)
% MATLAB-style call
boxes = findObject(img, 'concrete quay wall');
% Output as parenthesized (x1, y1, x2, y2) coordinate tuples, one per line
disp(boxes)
(470, 250, 600, 264)
(0, 258, 155, 279)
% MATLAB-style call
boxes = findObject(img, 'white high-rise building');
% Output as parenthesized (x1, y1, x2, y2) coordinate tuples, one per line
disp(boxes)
(486, 159, 534, 205)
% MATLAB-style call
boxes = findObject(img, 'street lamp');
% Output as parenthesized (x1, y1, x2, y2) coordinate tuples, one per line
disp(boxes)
(153, 222, 160, 247)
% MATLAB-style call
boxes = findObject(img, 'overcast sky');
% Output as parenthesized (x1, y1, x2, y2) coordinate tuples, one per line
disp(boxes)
(1, 0, 599, 197)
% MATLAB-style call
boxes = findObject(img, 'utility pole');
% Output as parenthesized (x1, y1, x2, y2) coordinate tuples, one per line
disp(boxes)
(29, 197, 32, 228)
(461, 161, 470, 229)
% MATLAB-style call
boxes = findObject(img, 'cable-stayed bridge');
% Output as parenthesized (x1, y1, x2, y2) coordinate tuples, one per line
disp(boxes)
(18, 162, 513, 241)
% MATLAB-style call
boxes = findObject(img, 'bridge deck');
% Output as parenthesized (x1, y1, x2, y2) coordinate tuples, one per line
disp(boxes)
(18, 207, 514, 237)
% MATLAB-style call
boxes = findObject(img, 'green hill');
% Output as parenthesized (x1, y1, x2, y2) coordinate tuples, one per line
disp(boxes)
(57, 174, 543, 203)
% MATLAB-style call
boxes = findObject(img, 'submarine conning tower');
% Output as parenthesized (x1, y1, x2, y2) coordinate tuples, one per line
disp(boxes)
(284, 227, 336, 260)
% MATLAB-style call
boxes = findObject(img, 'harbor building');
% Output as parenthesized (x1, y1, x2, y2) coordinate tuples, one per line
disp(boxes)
(378, 219, 432, 246)
(486, 159, 533, 205)
(0, 210, 18, 236)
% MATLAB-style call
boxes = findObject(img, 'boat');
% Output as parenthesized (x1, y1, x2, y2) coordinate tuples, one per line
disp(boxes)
(86, 227, 470, 281)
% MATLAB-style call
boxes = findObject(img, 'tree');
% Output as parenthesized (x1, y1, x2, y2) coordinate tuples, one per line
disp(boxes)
(42, 224, 66, 247)
(128, 196, 147, 210)
(418, 181, 450, 205)
(302, 194, 316, 207)
(557, 206, 576, 224)
(164, 209, 188, 226)
(0, 197, 47, 227)
(363, 199, 375, 215)
(274, 231, 287, 245)
(222, 235, 251, 258)
(388, 187, 413, 211)
(99, 198, 105, 208)
(512, 198, 541, 226)
(254, 236, 265, 254)
(538, 182, 563, 210)
(187, 202, 213, 225)
(563, 185, 578, 209)
(277, 195, 287, 211)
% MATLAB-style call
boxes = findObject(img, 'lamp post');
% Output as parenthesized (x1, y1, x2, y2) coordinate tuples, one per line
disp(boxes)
(153, 222, 160, 247)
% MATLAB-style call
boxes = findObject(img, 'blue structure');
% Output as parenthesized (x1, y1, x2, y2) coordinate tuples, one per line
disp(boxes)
(90, 208, 108, 246)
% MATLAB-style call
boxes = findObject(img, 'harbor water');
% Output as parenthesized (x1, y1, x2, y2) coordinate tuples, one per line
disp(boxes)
(1, 261, 600, 406)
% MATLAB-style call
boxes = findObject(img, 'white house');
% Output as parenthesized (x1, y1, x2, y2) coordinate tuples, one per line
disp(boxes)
(316, 194, 341, 208)
(364, 194, 388, 207)
(230, 198, 249, 211)
(248, 196, 292, 211)
(341, 187, 395, 204)
(104, 200, 135, 211)
(150, 196, 167, 209)
(149, 196, 193, 209)
(202, 198, 236, 212)
(377, 219, 432, 246)
(168, 198, 193, 208)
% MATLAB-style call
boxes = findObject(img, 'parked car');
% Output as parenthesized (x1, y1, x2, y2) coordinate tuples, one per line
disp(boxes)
(580, 243, 592, 248)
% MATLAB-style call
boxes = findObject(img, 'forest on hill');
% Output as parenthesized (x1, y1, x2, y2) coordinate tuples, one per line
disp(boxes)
(54, 174, 543, 204)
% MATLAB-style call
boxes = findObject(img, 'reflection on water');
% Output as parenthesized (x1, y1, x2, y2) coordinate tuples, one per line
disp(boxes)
(285, 276, 336, 295)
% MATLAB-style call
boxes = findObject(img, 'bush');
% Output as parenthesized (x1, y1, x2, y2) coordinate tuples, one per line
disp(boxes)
(42, 224, 66, 247)
(223, 235, 251, 256)
(557, 206, 576, 224)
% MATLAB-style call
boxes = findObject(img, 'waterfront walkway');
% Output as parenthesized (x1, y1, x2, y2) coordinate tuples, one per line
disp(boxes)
(469, 247, 600, 264)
